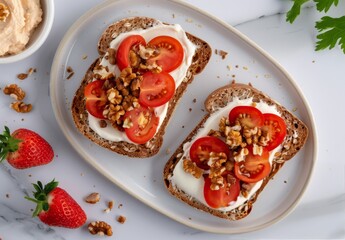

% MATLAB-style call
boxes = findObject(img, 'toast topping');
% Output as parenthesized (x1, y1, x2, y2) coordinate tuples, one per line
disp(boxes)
(86, 22, 197, 144)
(172, 98, 287, 211)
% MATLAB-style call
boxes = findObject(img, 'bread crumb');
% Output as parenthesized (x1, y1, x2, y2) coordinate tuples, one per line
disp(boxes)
(193, 98, 196, 103)
(82, 55, 88, 60)
(215, 49, 228, 59)
(66, 66, 75, 80)
(117, 215, 126, 224)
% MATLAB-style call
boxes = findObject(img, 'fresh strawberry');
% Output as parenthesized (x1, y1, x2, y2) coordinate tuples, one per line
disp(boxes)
(0, 126, 54, 169)
(25, 179, 87, 228)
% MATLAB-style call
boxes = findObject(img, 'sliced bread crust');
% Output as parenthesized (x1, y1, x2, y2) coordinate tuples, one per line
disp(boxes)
(71, 17, 212, 158)
(163, 82, 308, 220)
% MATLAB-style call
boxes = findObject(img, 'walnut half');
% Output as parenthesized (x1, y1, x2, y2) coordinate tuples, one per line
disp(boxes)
(3, 84, 26, 101)
(88, 221, 113, 236)
(11, 101, 32, 113)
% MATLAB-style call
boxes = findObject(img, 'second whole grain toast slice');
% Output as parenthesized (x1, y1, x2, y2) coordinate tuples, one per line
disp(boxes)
(164, 82, 308, 220)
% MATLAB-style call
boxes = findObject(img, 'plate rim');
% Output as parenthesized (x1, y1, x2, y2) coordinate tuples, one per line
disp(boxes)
(50, 0, 318, 234)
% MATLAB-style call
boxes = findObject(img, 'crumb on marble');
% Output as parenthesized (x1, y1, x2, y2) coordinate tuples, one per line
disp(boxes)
(117, 215, 126, 224)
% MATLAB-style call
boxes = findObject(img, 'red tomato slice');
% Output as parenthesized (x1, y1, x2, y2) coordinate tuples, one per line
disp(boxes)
(139, 72, 176, 107)
(147, 36, 184, 72)
(204, 173, 240, 208)
(229, 106, 264, 128)
(84, 80, 107, 119)
(234, 146, 271, 183)
(116, 35, 146, 71)
(262, 113, 287, 151)
(123, 106, 159, 144)
(189, 136, 230, 170)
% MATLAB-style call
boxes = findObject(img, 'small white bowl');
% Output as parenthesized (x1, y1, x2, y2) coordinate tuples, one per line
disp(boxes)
(0, 0, 54, 64)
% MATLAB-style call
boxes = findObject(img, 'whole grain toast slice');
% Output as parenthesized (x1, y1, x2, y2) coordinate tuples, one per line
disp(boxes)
(71, 17, 211, 158)
(163, 82, 308, 220)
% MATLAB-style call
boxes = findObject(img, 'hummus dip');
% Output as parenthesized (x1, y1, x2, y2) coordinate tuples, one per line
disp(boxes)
(0, 0, 43, 56)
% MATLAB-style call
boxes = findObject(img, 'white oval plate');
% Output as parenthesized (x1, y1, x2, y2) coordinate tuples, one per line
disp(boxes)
(50, 0, 317, 233)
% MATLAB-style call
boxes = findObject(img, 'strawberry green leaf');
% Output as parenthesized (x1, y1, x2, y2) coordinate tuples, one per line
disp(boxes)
(286, 0, 310, 23)
(315, 16, 345, 53)
(314, 0, 339, 13)
(0, 126, 22, 161)
(25, 179, 59, 217)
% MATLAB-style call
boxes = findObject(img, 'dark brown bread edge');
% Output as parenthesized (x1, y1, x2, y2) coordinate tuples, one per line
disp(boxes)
(71, 17, 212, 158)
(163, 82, 308, 220)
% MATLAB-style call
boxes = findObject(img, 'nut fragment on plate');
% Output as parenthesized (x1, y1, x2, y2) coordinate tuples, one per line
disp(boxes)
(85, 192, 101, 204)
(88, 221, 113, 236)
(3, 84, 25, 101)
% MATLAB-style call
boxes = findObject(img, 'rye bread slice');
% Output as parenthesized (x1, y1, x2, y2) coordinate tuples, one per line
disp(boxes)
(71, 17, 211, 158)
(163, 82, 308, 220)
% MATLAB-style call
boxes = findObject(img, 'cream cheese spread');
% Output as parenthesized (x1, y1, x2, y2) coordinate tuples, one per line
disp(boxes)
(88, 21, 196, 143)
(169, 97, 282, 212)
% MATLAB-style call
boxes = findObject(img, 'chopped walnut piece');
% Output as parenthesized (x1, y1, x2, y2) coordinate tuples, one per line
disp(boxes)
(11, 102, 32, 113)
(3, 84, 25, 101)
(104, 200, 114, 213)
(107, 48, 116, 65)
(183, 158, 203, 179)
(28, 68, 36, 75)
(85, 192, 101, 204)
(117, 215, 126, 224)
(107, 88, 123, 105)
(88, 221, 113, 236)
(17, 73, 28, 80)
(0, 3, 10, 22)
(99, 120, 107, 128)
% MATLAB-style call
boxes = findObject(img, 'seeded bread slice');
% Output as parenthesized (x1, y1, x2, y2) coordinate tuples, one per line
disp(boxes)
(71, 17, 211, 158)
(163, 82, 308, 220)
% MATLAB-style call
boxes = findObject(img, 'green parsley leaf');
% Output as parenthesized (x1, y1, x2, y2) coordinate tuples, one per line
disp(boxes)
(315, 16, 345, 53)
(286, 0, 310, 23)
(314, 0, 339, 13)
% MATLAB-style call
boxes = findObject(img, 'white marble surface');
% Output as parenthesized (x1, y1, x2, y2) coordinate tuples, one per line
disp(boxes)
(0, 0, 344, 239)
